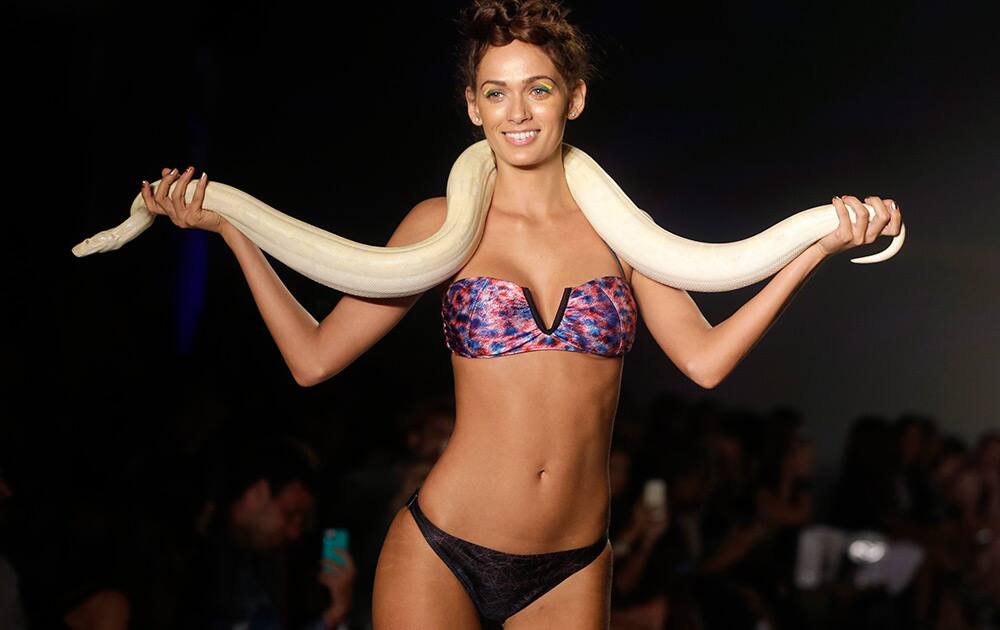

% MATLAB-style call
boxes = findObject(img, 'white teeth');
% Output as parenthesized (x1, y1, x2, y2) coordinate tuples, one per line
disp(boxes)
(505, 130, 539, 140)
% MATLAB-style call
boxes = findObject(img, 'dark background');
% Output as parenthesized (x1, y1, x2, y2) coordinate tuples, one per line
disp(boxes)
(6, 0, 998, 499)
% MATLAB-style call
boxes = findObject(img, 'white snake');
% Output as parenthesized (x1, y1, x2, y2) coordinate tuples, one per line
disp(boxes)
(72, 140, 905, 297)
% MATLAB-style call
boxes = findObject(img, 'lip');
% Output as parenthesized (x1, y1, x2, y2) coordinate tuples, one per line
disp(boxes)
(502, 129, 541, 146)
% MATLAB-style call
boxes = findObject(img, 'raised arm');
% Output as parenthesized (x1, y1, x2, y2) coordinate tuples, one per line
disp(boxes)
(634, 194, 901, 389)
(221, 196, 448, 387)
(633, 242, 827, 389)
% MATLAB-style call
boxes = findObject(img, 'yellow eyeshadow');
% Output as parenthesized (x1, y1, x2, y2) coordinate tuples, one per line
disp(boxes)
(482, 81, 554, 97)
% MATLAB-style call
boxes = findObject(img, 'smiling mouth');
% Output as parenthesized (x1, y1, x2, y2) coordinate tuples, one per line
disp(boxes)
(501, 130, 541, 145)
(502, 130, 540, 137)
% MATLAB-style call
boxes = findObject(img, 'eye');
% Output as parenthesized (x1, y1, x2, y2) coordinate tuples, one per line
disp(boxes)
(485, 89, 502, 98)
(531, 86, 552, 96)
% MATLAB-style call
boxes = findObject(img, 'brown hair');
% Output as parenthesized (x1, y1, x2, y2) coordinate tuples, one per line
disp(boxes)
(453, 0, 599, 133)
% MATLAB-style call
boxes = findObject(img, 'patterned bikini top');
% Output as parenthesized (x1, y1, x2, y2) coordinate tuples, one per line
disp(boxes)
(441, 240, 638, 359)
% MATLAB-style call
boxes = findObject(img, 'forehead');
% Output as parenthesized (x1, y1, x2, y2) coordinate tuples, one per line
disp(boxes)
(477, 40, 559, 81)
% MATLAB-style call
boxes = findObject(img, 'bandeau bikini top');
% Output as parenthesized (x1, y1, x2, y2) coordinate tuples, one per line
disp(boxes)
(441, 240, 638, 359)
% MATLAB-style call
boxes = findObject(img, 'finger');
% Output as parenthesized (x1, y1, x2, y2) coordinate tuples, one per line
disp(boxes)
(155, 167, 180, 220)
(883, 198, 903, 236)
(154, 167, 176, 201)
(191, 171, 208, 214)
(841, 195, 869, 245)
(863, 196, 891, 243)
(831, 196, 851, 236)
(140, 181, 165, 215)
(172, 166, 194, 223)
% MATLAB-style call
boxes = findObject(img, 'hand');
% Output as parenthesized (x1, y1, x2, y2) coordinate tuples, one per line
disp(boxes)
(630, 497, 669, 546)
(140, 166, 227, 234)
(816, 195, 903, 257)
(317, 549, 357, 623)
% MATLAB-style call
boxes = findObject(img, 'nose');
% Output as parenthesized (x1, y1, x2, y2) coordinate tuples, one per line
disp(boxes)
(508, 93, 530, 124)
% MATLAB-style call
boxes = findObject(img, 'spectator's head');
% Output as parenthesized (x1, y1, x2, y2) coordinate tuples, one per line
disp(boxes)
(842, 415, 898, 478)
(710, 408, 762, 482)
(974, 431, 1000, 477)
(895, 413, 929, 466)
(948, 461, 982, 514)
(398, 394, 456, 465)
(664, 441, 711, 510)
(760, 405, 811, 489)
(932, 435, 968, 487)
(212, 436, 320, 550)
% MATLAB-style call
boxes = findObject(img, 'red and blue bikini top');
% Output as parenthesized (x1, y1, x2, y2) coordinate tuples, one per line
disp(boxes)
(441, 240, 638, 359)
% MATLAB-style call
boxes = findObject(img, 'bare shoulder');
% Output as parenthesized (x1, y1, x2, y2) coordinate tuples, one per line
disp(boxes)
(387, 196, 448, 247)
(386, 197, 451, 300)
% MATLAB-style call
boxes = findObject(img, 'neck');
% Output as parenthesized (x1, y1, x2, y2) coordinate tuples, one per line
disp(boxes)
(490, 143, 578, 222)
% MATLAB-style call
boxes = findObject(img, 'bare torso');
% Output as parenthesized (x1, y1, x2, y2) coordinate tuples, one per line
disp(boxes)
(421, 197, 634, 554)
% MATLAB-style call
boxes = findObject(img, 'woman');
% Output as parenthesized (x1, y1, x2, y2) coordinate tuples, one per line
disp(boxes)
(138, 1, 903, 627)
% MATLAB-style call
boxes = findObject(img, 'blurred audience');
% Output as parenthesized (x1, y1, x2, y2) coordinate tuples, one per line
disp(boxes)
(170, 435, 355, 629)
(329, 392, 456, 629)
(4, 391, 998, 629)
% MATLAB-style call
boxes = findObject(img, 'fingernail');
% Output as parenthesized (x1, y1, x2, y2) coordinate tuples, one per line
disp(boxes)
(200, 172, 207, 181)
(169, 168, 178, 176)
(889, 200, 897, 210)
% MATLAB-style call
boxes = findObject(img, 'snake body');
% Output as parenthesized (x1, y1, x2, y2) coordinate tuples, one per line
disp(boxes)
(72, 140, 905, 296)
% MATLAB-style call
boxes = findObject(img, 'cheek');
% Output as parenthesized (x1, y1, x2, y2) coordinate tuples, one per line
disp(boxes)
(264, 507, 286, 531)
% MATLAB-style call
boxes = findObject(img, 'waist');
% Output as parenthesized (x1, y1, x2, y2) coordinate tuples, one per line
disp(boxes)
(418, 448, 611, 553)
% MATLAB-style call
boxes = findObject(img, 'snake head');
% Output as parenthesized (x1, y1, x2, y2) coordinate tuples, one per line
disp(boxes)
(72, 207, 157, 257)
(72, 229, 123, 257)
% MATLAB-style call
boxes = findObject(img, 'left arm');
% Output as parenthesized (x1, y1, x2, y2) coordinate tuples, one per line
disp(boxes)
(696, 243, 828, 388)
(634, 195, 901, 388)
(632, 244, 825, 389)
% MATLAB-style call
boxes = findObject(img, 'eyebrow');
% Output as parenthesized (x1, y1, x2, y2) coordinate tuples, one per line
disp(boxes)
(480, 75, 556, 90)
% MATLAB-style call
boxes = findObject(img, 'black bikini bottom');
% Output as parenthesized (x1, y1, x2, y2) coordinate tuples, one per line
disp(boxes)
(406, 487, 609, 627)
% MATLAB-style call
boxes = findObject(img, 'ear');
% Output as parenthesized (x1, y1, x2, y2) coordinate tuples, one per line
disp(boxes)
(567, 79, 587, 120)
(465, 86, 482, 126)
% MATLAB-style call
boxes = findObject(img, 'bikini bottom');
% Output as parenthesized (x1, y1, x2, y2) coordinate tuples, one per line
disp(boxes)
(406, 487, 609, 627)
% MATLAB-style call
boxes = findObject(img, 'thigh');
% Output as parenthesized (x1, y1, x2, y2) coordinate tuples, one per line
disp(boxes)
(372, 505, 482, 630)
(503, 541, 613, 630)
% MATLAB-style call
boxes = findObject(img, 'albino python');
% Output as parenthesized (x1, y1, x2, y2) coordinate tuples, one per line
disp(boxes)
(72, 140, 905, 297)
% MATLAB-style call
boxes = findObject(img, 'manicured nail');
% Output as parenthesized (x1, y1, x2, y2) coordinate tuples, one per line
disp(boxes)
(200, 172, 207, 181)
(169, 168, 178, 176)
(889, 200, 897, 210)
(142, 180, 148, 188)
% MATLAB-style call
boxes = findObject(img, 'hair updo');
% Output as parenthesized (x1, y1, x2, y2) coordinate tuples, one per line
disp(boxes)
(453, 0, 599, 130)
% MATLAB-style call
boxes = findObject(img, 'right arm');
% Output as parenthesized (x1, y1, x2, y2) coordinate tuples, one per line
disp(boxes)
(220, 196, 448, 387)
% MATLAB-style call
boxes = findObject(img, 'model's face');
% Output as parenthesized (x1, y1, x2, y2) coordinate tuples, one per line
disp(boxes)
(466, 39, 586, 167)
